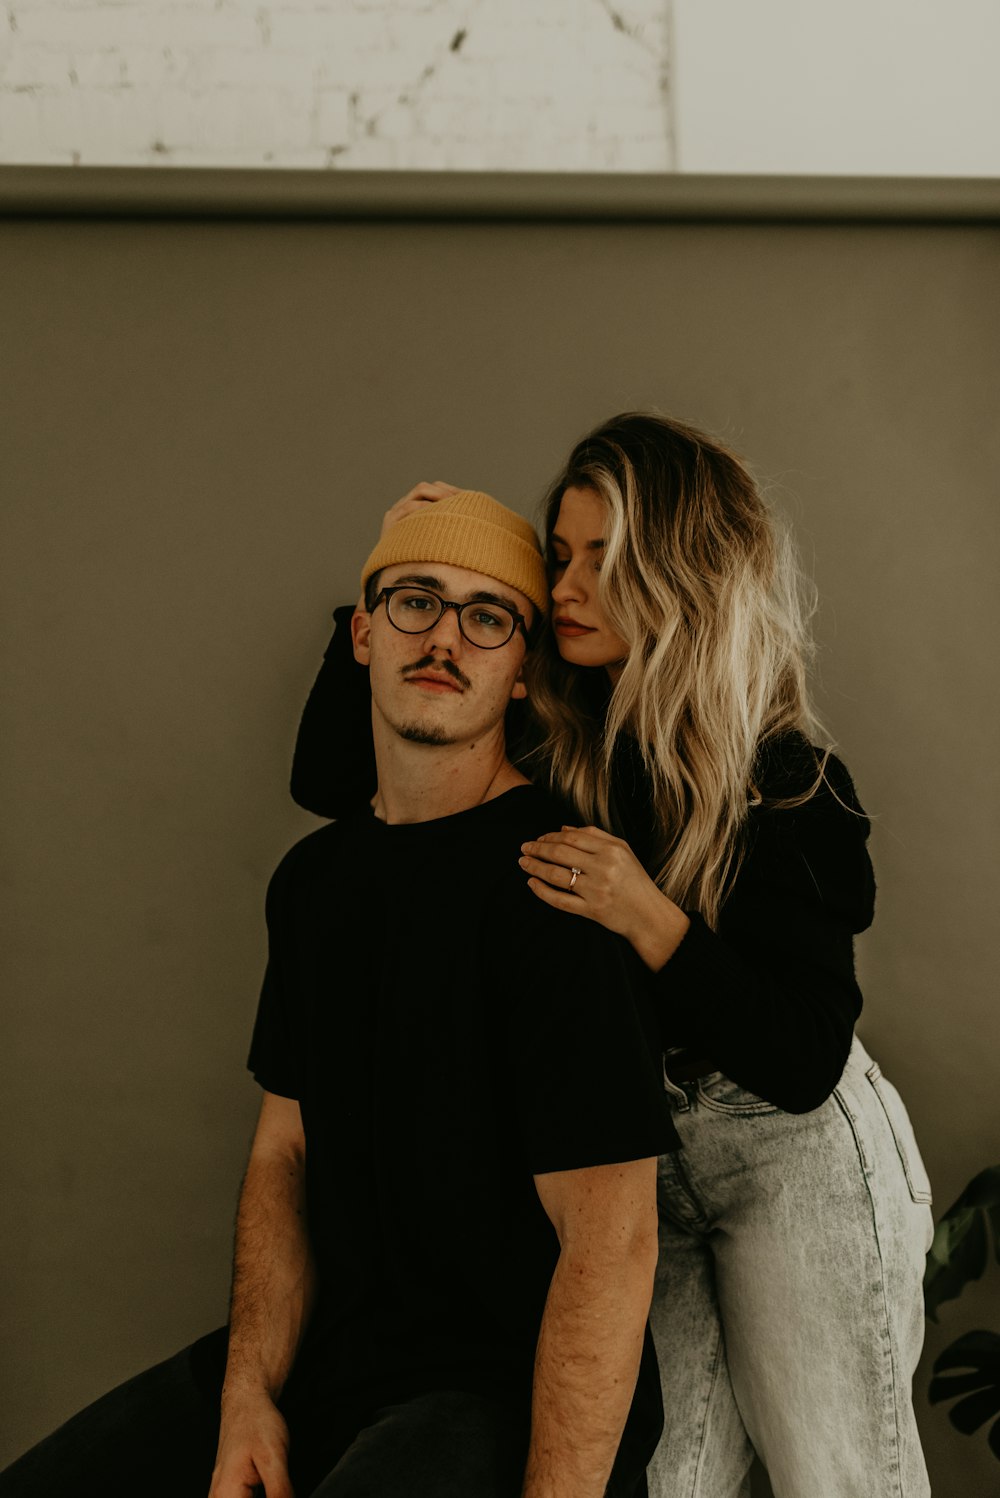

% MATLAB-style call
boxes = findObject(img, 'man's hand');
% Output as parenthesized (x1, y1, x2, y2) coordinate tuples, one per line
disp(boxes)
(213, 1092, 312, 1498)
(379, 480, 459, 538)
(209, 1390, 293, 1498)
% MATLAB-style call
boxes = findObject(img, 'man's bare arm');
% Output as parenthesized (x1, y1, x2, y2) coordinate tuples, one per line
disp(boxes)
(209, 1090, 315, 1498)
(522, 1156, 659, 1498)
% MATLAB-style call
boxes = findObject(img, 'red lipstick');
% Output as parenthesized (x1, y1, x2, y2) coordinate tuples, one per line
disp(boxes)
(554, 617, 596, 637)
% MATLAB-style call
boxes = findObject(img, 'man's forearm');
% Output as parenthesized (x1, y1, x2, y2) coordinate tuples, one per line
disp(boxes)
(521, 1238, 656, 1498)
(222, 1144, 315, 1406)
(209, 1133, 314, 1498)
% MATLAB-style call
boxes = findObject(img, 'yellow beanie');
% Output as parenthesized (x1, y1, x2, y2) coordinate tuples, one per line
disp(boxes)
(360, 490, 548, 615)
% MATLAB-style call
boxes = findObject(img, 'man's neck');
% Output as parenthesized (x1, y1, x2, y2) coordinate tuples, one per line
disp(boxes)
(370, 718, 529, 825)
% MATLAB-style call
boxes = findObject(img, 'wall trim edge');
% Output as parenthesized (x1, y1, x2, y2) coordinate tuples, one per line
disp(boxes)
(1, 167, 999, 221)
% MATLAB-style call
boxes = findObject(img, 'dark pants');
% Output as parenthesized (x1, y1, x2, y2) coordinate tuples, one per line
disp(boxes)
(0, 1327, 647, 1497)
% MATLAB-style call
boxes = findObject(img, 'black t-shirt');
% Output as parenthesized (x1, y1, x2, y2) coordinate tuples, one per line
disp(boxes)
(288, 607, 877, 1114)
(248, 784, 677, 1430)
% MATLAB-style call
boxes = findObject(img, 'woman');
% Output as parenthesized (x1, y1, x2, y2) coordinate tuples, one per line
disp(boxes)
(290, 413, 933, 1498)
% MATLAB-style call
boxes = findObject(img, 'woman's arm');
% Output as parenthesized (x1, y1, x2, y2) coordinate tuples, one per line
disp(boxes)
(653, 828, 868, 1113)
(520, 750, 875, 1114)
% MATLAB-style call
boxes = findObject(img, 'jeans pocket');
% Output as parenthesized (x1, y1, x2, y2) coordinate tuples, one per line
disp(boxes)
(694, 1071, 781, 1115)
(866, 1063, 933, 1205)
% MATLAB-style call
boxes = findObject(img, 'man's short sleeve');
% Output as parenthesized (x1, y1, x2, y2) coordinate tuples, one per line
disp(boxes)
(247, 854, 301, 1100)
(498, 896, 678, 1174)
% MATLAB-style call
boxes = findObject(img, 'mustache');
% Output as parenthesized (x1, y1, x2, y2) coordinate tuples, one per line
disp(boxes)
(401, 654, 472, 691)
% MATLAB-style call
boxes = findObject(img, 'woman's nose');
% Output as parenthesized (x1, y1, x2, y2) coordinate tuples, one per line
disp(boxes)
(551, 563, 584, 604)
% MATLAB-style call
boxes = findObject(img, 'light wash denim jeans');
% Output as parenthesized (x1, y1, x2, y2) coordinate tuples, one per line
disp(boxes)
(647, 1036, 933, 1498)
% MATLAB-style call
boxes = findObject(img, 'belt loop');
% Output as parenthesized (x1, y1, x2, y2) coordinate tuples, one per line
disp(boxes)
(662, 1055, 691, 1111)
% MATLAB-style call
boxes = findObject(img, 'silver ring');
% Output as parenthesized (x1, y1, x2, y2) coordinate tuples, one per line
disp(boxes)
(568, 867, 581, 890)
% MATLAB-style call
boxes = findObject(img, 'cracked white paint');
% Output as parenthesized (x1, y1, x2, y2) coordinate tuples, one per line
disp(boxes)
(0, 0, 673, 169)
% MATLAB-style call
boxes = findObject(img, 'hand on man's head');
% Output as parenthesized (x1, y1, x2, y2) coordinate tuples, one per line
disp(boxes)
(380, 480, 460, 539)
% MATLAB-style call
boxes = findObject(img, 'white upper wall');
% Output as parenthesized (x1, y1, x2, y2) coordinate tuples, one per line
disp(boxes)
(673, 0, 1000, 176)
(1, 0, 998, 174)
(0, 0, 672, 169)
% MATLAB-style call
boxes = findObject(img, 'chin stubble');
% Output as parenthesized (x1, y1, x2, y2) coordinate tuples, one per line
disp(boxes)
(397, 724, 454, 746)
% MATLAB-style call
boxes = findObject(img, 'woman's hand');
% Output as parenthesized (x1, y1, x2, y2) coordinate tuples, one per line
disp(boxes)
(519, 825, 690, 971)
(355, 481, 462, 614)
(380, 480, 460, 538)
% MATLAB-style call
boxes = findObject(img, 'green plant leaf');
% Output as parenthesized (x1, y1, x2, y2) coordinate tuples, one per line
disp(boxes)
(933, 1330, 1000, 1373)
(929, 1330, 1000, 1460)
(924, 1166, 1000, 1320)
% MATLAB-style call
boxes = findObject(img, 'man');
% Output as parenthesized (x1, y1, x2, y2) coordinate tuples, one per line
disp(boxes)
(0, 491, 676, 1498)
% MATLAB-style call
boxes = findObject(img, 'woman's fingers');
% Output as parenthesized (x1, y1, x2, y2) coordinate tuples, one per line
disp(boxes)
(519, 854, 582, 890)
(525, 878, 593, 917)
(519, 838, 586, 869)
(398, 480, 460, 504)
(531, 825, 617, 851)
(518, 828, 622, 895)
(520, 826, 614, 869)
(380, 480, 460, 537)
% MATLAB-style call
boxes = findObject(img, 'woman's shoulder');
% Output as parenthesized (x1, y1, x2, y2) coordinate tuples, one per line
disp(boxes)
(740, 731, 876, 931)
(753, 731, 868, 828)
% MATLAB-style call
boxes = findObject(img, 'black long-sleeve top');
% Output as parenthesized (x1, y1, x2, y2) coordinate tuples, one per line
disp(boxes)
(290, 608, 876, 1115)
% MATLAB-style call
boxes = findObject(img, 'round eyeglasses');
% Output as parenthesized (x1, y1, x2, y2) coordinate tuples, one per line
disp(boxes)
(372, 585, 529, 650)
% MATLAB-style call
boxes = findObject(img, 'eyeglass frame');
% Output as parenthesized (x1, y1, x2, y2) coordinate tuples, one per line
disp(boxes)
(370, 584, 533, 650)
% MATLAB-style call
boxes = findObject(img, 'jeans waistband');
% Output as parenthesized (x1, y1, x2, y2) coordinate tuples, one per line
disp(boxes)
(662, 1049, 717, 1084)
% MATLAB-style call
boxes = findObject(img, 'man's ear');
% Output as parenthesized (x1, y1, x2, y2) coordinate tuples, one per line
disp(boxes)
(510, 664, 527, 702)
(351, 606, 372, 666)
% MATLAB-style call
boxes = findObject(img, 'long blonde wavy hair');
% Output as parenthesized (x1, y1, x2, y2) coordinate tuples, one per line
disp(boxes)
(524, 412, 828, 927)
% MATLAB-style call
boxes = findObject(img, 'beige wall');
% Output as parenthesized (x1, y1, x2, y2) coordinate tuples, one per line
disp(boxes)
(2, 208, 998, 1493)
